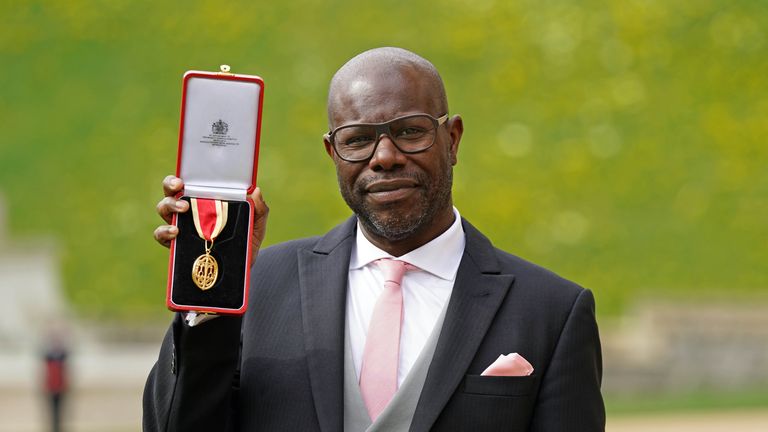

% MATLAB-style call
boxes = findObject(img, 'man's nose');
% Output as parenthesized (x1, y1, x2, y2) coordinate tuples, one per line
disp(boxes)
(368, 134, 407, 170)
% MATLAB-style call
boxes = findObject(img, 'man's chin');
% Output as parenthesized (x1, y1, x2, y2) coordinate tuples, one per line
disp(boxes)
(359, 211, 424, 242)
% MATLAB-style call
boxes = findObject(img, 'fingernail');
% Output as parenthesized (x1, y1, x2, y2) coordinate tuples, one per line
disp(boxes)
(168, 226, 178, 234)
(170, 178, 180, 187)
(176, 201, 186, 210)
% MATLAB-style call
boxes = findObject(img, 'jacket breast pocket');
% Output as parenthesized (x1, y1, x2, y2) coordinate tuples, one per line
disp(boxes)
(462, 374, 537, 397)
(431, 375, 539, 431)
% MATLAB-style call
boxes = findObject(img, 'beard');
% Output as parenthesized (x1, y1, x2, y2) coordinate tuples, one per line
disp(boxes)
(337, 157, 454, 242)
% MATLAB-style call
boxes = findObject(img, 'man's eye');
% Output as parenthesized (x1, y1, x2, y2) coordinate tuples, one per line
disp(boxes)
(395, 127, 427, 140)
(342, 135, 375, 147)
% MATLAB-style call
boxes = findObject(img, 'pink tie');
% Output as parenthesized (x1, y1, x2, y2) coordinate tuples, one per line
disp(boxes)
(359, 258, 416, 421)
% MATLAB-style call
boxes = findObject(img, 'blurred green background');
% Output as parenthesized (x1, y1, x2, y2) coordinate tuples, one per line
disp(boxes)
(0, 0, 765, 321)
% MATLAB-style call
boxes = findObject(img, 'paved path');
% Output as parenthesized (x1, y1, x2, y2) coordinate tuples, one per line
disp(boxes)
(609, 409, 768, 431)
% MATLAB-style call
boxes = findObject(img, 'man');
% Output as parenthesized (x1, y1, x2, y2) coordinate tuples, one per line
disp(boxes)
(144, 47, 605, 431)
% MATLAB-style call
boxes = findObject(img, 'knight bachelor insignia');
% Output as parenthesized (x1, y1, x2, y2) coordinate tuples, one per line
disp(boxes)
(189, 198, 229, 290)
(192, 251, 218, 290)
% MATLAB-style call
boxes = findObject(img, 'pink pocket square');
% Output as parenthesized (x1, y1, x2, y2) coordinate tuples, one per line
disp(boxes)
(481, 353, 534, 376)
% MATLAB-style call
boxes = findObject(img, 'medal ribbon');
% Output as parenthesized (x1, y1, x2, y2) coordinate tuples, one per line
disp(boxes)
(190, 198, 229, 242)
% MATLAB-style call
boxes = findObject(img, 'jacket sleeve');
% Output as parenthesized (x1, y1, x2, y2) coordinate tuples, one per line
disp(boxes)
(529, 289, 605, 432)
(143, 313, 243, 431)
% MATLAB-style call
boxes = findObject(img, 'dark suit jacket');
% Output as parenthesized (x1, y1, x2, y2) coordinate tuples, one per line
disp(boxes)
(144, 217, 605, 431)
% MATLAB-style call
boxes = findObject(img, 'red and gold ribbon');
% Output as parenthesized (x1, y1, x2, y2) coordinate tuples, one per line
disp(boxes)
(189, 198, 229, 290)
(190, 198, 229, 241)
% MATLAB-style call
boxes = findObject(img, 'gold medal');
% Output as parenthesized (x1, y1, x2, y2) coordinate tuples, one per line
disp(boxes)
(192, 241, 219, 290)
(190, 198, 229, 290)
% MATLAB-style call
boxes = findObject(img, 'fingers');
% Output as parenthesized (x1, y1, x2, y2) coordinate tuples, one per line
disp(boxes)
(249, 187, 269, 267)
(156, 175, 187, 244)
(156, 196, 189, 224)
(163, 175, 184, 197)
(250, 187, 269, 219)
(250, 187, 269, 245)
(153, 225, 179, 248)
(157, 176, 188, 224)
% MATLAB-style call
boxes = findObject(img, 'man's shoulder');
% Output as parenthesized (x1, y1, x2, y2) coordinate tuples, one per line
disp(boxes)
(253, 216, 356, 266)
(464, 220, 583, 291)
(256, 235, 322, 262)
(495, 247, 580, 288)
(464, 218, 586, 300)
(490, 245, 593, 314)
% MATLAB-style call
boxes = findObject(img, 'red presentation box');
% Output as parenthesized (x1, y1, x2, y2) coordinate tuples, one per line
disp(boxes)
(166, 66, 265, 315)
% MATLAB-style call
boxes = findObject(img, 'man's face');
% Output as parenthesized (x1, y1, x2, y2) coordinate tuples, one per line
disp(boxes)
(324, 66, 461, 243)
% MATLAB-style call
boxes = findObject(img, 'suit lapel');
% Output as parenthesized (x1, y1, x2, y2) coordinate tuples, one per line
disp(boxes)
(410, 220, 515, 432)
(298, 217, 357, 432)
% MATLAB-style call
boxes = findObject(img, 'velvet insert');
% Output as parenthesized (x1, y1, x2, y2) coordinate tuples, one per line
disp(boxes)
(171, 197, 250, 311)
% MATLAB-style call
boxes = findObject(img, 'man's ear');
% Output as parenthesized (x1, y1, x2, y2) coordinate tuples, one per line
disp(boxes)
(323, 135, 335, 160)
(446, 114, 463, 166)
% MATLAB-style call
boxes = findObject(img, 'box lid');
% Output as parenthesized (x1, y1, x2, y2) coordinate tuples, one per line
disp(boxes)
(176, 70, 264, 200)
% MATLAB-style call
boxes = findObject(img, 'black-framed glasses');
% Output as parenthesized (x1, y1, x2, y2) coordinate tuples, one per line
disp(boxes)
(326, 113, 449, 162)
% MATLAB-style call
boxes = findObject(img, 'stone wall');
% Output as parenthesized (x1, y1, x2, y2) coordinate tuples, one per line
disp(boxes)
(601, 299, 768, 395)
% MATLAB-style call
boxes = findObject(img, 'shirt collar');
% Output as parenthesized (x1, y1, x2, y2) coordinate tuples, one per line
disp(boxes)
(349, 207, 466, 281)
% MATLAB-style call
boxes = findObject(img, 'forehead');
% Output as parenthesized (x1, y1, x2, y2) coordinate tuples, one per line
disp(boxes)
(329, 66, 438, 128)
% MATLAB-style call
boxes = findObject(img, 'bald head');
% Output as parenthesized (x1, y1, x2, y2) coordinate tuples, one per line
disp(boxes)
(327, 47, 448, 128)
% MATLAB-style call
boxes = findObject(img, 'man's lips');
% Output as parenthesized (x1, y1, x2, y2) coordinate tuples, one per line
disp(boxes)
(364, 179, 419, 203)
(365, 179, 418, 193)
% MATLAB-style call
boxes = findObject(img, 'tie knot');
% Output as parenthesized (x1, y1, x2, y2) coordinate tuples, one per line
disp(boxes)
(375, 258, 415, 285)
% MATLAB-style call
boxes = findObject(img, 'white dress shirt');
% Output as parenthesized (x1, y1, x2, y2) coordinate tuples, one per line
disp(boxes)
(346, 208, 466, 386)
